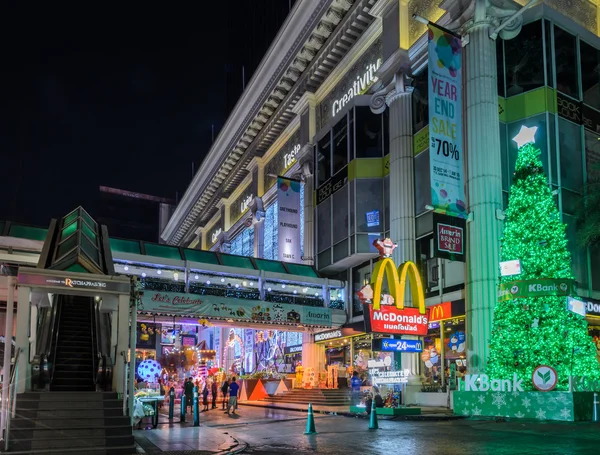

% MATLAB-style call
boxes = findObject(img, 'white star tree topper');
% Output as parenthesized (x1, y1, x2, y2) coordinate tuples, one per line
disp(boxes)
(512, 125, 538, 148)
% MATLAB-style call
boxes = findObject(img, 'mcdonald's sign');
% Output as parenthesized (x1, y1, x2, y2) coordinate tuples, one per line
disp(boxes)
(429, 302, 452, 322)
(363, 259, 429, 336)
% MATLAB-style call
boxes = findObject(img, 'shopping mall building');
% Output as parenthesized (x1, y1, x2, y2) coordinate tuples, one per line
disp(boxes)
(160, 0, 600, 402)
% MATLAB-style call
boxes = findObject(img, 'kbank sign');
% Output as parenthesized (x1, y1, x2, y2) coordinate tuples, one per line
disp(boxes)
(461, 373, 524, 392)
(498, 278, 576, 301)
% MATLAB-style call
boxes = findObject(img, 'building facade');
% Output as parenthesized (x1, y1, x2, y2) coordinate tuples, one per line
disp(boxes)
(162, 0, 600, 402)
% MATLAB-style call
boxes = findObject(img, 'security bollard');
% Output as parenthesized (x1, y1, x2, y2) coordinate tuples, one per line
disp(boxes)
(368, 400, 378, 430)
(180, 393, 186, 423)
(593, 392, 599, 422)
(169, 387, 175, 420)
(193, 386, 200, 426)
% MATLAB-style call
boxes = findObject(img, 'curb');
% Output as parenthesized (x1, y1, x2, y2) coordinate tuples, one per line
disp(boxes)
(221, 435, 249, 455)
(238, 402, 462, 421)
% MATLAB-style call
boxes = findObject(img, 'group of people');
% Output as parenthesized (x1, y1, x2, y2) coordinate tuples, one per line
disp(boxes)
(183, 376, 240, 415)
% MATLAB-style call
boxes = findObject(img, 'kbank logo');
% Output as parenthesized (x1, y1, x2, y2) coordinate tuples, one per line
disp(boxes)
(463, 373, 524, 392)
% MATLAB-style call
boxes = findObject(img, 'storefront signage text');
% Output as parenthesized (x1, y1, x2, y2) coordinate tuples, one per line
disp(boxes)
(284, 345, 303, 354)
(366, 305, 429, 336)
(316, 166, 348, 205)
(461, 373, 524, 392)
(557, 92, 600, 133)
(17, 272, 130, 293)
(433, 210, 466, 262)
(314, 329, 342, 342)
(277, 177, 302, 262)
(498, 278, 576, 301)
(584, 300, 600, 317)
(211, 228, 222, 244)
(428, 24, 466, 219)
(141, 291, 332, 327)
(331, 58, 382, 116)
(380, 339, 423, 352)
(369, 368, 410, 386)
(284, 144, 301, 169)
(428, 302, 452, 322)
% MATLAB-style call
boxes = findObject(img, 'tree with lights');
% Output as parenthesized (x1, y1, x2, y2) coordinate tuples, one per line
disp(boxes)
(486, 125, 600, 390)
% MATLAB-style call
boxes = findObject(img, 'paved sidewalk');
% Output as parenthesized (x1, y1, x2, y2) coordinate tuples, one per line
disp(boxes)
(134, 424, 246, 454)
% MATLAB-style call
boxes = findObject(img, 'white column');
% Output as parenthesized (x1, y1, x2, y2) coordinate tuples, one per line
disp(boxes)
(302, 162, 315, 265)
(113, 294, 130, 394)
(464, 16, 503, 374)
(15, 285, 30, 393)
(1, 277, 15, 430)
(301, 332, 323, 386)
(387, 88, 416, 275)
(253, 219, 265, 259)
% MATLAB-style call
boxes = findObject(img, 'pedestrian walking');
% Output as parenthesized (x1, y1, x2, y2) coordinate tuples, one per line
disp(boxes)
(225, 377, 240, 415)
(202, 383, 209, 411)
(221, 378, 229, 410)
(211, 380, 218, 409)
(184, 377, 194, 413)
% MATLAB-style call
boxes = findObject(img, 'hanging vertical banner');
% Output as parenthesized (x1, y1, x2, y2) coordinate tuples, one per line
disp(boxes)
(277, 177, 302, 262)
(428, 24, 466, 218)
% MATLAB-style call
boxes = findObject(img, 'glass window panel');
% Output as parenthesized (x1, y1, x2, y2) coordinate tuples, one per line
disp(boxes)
(497, 39, 505, 97)
(263, 202, 278, 260)
(355, 179, 383, 233)
(81, 221, 97, 243)
(355, 107, 383, 158)
(317, 200, 332, 253)
(184, 249, 220, 264)
(317, 133, 332, 186)
(384, 175, 390, 232)
(564, 214, 588, 288)
(415, 150, 432, 215)
(318, 249, 331, 269)
(352, 261, 371, 317)
(554, 26, 579, 99)
(332, 116, 348, 174)
(500, 122, 508, 192)
(383, 109, 390, 156)
(350, 180, 355, 235)
(561, 189, 580, 215)
(412, 69, 429, 133)
(63, 210, 78, 227)
(591, 246, 600, 291)
(300, 184, 305, 258)
(505, 21, 544, 96)
(145, 243, 182, 260)
(585, 127, 600, 182)
(61, 220, 78, 241)
(549, 114, 558, 185)
(580, 40, 600, 110)
(544, 19, 554, 88)
(558, 118, 583, 191)
(110, 238, 141, 255)
(332, 184, 349, 244)
(349, 110, 355, 159)
(56, 234, 78, 259)
(81, 235, 99, 264)
(333, 240, 349, 263)
(80, 209, 97, 231)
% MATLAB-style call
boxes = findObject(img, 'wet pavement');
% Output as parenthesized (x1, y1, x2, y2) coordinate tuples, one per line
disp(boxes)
(136, 405, 600, 454)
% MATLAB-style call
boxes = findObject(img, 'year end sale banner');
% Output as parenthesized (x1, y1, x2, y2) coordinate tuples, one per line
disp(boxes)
(428, 24, 466, 218)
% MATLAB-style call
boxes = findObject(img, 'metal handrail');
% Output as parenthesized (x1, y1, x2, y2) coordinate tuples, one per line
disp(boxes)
(49, 300, 62, 386)
(4, 347, 22, 452)
(91, 300, 99, 386)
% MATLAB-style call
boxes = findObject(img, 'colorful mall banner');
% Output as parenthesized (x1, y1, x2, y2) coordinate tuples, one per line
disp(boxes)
(497, 278, 577, 301)
(140, 291, 332, 327)
(427, 24, 466, 218)
(277, 177, 302, 262)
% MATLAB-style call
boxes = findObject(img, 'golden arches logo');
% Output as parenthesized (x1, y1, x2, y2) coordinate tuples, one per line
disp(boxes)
(371, 259, 426, 315)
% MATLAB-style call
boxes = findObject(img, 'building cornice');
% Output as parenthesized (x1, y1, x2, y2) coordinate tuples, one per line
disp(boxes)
(291, 91, 317, 115)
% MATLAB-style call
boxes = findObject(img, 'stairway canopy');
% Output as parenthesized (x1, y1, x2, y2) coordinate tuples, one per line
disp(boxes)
(38, 206, 114, 275)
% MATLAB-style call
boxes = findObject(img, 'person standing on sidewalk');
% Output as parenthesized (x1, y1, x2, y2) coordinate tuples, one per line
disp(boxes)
(221, 378, 229, 410)
(184, 377, 194, 414)
(225, 377, 240, 415)
(211, 379, 218, 409)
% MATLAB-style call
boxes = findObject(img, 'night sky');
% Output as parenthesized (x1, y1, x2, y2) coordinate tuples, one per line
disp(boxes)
(1, 1, 296, 228)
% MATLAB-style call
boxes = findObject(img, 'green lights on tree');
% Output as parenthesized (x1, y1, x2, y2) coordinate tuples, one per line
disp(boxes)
(487, 126, 600, 390)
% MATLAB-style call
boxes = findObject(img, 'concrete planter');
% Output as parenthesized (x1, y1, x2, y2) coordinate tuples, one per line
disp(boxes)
(414, 392, 449, 407)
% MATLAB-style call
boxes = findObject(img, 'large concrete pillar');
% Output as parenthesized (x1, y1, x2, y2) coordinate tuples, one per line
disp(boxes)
(113, 294, 131, 394)
(300, 152, 315, 265)
(15, 285, 30, 393)
(301, 332, 323, 387)
(463, 5, 504, 373)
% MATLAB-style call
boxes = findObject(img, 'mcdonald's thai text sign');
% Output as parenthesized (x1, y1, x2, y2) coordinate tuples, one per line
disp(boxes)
(365, 305, 430, 335)
(428, 301, 452, 322)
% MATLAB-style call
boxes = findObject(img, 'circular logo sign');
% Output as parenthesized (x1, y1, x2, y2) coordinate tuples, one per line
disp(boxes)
(532, 365, 558, 392)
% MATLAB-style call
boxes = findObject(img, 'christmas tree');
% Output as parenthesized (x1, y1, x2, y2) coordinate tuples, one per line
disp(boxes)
(486, 125, 600, 390)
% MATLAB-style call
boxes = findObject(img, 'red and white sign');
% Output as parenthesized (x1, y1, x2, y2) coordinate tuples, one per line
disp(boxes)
(437, 223, 463, 254)
(428, 301, 452, 322)
(366, 305, 429, 336)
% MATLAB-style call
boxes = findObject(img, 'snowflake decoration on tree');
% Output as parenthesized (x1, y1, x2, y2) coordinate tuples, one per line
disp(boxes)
(492, 392, 507, 409)
(559, 408, 571, 420)
(462, 408, 471, 416)
(556, 394, 568, 404)
(477, 395, 486, 404)
(473, 406, 482, 416)
(511, 390, 521, 398)
(521, 397, 531, 409)
(535, 408, 547, 420)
